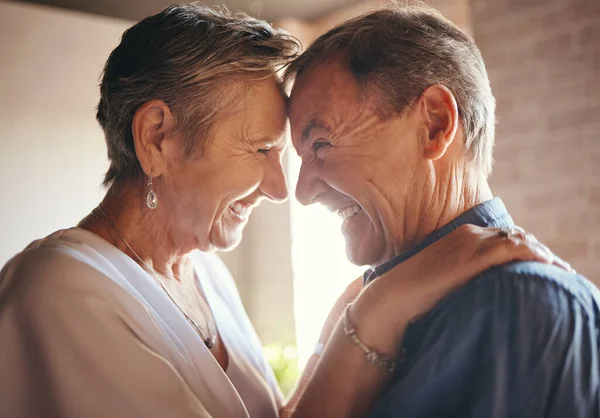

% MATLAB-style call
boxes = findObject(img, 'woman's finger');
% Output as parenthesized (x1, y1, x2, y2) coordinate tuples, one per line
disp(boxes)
(492, 230, 575, 273)
(503, 226, 576, 272)
(481, 228, 550, 265)
(533, 241, 575, 273)
(553, 258, 576, 274)
(507, 239, 555, 264)
(498, 226, 529, 242)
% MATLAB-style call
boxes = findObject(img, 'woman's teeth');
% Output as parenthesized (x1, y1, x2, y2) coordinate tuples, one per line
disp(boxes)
(338, 204, 361, 221)
(230, 202, 251, 218)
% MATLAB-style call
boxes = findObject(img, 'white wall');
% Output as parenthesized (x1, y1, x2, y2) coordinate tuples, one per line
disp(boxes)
(0, 1, 130, 265)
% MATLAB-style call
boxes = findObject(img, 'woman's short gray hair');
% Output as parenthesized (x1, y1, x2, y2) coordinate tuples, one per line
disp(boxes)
(97, 4, 300, 186)
(284, 6, 496, 176)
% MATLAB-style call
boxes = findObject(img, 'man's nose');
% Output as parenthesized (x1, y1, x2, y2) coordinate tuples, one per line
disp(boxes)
(295, 160, 327, 206)
(260, 158, 289, 203)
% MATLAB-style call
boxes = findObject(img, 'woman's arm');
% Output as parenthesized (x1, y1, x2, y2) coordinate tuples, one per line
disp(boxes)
(284, 225, 570, 418)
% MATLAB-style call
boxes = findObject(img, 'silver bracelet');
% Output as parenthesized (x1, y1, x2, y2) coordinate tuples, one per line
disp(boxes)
(343, 305, 396, 373)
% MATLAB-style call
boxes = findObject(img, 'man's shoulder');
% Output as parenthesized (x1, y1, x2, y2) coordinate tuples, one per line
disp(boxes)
(415, 262, 599, 329)
(409, 262, 600, 370)
(426, 261, 600, 335)
(475, 261, 600, 316)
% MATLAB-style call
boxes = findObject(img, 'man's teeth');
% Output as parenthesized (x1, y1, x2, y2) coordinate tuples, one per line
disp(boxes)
(338, 204, 361, 221)
(230, 202, 251, 218)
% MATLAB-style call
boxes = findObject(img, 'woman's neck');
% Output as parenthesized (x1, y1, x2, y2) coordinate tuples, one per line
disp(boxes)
(80, 181, 191, 279)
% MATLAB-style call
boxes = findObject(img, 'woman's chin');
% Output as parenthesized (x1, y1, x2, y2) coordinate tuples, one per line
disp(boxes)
(209, 227, 245, 252)
(205, 211, 251, 252)
(218, 238, 243, 252)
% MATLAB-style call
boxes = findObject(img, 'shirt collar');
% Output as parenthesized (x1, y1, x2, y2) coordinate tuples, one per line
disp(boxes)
(364, 198, 514, 284)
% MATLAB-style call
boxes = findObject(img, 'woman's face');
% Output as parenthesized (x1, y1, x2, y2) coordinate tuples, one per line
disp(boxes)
(159, 77, 289, 252)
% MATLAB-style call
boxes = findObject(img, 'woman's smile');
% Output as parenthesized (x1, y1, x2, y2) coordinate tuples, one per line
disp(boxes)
(228, 200, 253, 221)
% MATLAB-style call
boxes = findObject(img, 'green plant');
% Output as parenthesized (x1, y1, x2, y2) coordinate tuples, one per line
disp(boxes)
(263, 343, 300, 396)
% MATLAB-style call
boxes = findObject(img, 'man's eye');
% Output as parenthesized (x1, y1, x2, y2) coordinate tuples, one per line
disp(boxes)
(311, 140, 330, 152)
(258, 148, 271, 155)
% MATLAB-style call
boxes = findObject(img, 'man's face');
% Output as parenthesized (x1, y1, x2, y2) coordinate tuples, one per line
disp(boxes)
(288, 60, 428, 266)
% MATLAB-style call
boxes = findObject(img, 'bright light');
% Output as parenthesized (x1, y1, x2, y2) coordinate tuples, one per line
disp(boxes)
(287, 152, 365, 368)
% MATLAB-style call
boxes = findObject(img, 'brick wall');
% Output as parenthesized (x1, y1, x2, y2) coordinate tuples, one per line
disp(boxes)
(470, 0, 600, 282)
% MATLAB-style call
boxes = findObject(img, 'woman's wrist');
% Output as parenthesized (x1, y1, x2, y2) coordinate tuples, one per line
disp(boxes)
(342, 304, 397, 372)
(349, 288, 408, 356)
(359, 255, 428, 339)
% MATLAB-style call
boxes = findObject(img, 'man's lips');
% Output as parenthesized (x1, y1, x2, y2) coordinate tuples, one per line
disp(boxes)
(316, 197, 363, 221)
(337, 204, 362, 221)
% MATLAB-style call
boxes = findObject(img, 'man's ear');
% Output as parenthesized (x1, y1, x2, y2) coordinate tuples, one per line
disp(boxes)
(131, 100, 176, 177)
(418, 85, 459, 161)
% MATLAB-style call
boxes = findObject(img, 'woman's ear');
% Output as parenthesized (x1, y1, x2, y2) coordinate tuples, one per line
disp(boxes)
(131, 100, 176, 177)
(418, 85, 459, 161)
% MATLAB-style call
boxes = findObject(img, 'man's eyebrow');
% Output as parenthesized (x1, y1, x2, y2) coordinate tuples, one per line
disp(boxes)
(301, 119, 331, 143)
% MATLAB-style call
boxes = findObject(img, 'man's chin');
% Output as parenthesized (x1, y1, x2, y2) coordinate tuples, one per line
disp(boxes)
(345, 238, 384, 267)
(344, 224, 387, 266)
(343, 218, 385, 266)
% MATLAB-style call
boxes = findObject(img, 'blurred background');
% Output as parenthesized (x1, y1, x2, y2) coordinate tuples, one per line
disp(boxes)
(1, 0, 598, 394)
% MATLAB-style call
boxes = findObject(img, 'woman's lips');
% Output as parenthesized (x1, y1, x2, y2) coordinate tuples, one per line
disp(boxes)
(228, 201, 253, 220)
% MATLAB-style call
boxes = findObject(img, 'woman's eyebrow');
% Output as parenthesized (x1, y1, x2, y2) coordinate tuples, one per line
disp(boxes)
(252, 136, 285, 148)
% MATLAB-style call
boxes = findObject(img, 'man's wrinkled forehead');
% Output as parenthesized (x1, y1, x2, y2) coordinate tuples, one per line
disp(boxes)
(288, 60, 364, 147)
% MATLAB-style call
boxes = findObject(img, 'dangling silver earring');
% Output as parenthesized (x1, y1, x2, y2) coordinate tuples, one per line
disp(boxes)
(146, 177, 158, 209)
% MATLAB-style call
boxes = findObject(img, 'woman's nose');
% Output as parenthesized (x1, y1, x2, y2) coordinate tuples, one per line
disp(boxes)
(261, 158, 289, 203)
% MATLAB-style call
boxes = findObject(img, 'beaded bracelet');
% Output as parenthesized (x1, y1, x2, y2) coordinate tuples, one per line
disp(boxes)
(343, 305, 396, 373)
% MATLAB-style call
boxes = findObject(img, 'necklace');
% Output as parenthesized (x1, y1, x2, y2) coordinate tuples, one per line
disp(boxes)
(92, 206, 217, 349)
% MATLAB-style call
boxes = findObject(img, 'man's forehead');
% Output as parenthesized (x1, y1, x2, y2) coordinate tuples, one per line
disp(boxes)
(288, 60, 362, 129)
(289, 73, 332, 116)
(291, 61, 357, 100)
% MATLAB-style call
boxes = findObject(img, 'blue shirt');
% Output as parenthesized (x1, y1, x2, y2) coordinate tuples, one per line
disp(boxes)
(365, 199, 600, 418)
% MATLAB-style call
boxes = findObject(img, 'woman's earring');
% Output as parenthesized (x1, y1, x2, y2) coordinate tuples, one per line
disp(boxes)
(146, 177, 158, 209)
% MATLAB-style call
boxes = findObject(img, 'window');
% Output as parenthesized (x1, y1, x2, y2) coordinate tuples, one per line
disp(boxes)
(287, 152, 365, 367)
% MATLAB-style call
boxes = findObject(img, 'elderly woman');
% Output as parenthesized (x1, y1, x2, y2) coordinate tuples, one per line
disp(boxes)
(0, 4, 566, 418)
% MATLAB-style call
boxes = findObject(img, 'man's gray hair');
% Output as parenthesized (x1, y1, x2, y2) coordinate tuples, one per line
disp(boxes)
(284, 6, 496, 176)
(97, 4, 300, 186)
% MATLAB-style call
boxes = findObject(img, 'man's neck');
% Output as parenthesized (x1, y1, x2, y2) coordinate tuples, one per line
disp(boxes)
(389, 168, 493, 261)
(430, 178, 493, 235)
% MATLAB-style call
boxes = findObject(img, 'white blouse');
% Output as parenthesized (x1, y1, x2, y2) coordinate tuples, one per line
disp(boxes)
(0, 228, 283, 418)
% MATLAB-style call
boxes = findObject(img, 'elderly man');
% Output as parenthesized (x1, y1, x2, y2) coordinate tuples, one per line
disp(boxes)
(286, 6, 600, 417)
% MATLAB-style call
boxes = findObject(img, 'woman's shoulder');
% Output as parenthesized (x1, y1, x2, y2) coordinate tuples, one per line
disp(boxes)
(4, 227, 109, 270)
(0, 228, 121, 305)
